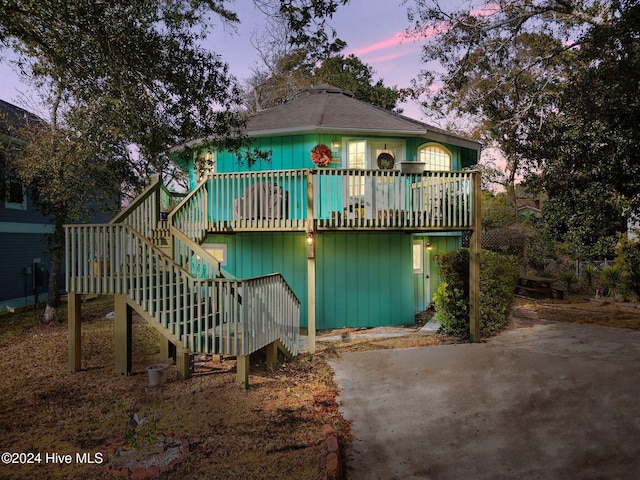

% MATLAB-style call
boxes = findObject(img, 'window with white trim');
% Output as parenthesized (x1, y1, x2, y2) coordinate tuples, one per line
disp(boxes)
(418, 143, 452, 171)
(202, 243, 227, 266)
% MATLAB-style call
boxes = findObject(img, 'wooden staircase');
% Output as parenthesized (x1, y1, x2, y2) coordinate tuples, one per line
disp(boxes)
(65, 177, 300, 387)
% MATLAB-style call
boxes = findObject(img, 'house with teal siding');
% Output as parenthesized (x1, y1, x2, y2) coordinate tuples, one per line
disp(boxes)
(173, 84, 481, 327)
(64, 84, 482, 386)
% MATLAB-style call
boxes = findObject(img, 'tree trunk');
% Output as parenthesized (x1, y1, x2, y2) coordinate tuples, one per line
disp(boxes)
(43, 215, 65, 324)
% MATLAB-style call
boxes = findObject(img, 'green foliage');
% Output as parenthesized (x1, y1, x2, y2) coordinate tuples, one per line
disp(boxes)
(313, 55, 408, 111)
(410, 0, 640, 256)
(600, 266, 623, 299)
(244, 50, 409, 113)
(580, 263, 598, 292)
(432, 249, 469, 336)
(614, 237, 640, 298)
(481, 190, 516, 230)
(276, 0, 349, 61)
(433, 249, 520, 338)
(1, 1, 250, 164)
(124, 412, 158, 449)
(559, 269, 577, 293)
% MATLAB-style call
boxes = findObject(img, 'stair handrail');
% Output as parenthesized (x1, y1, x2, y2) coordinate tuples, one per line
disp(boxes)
(171, 224, 221, 279)
(170, 176, 210, 244)
(65, 223, 300, 357)
(110, 177, 162, 238)
(223, 273, 300, 356)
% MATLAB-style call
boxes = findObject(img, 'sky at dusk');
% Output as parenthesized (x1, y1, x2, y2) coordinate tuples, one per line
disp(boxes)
(0, 0, 432, 120)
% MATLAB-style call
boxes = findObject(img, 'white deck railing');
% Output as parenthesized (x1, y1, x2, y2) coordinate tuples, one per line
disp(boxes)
(199, 170, 308, 231)
(65, 224, 299, 356)
(314, 169, 473, 229)
(193, 169, 475, 231)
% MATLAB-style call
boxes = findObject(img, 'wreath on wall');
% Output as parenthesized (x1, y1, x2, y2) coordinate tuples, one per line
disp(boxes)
(310, 144, 332, 167)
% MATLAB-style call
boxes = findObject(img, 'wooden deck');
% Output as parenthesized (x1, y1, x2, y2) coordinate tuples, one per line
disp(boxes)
(172, 169, 478, 235)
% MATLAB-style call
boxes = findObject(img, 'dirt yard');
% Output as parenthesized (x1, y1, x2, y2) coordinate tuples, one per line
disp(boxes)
(508, 294, 640, 330)
(0, 294, 638, 479)
(0, 297, 346, 480)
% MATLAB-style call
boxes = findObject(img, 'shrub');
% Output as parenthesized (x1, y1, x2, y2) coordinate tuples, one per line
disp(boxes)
(614, 237, 640, 299)
(600, 266, 622, 298)
(433, 249, 520, 338)
(559, 269, 578, 293)
(580, 263, 598, 293)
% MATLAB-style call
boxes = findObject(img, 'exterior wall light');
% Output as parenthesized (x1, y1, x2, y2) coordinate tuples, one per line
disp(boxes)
(306, 232, 315, 258)
(425, 242, 432, 251)
(331, 139, 341, 150)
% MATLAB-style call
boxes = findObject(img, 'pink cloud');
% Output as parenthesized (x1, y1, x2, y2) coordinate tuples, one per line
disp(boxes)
(362, 45, 422, 64)
(344, 4, 500, 66)
(348, 32, 407, 57)
(471, 3, 501, 17)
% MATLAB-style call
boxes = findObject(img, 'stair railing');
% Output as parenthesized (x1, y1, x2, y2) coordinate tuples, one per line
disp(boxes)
(111, 177, 163, 239)
(171, 176, 209, 244)
(65, 223, 299, 356)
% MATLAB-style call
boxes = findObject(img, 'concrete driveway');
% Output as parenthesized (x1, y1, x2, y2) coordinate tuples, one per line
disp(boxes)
(329, 321, 640, 479)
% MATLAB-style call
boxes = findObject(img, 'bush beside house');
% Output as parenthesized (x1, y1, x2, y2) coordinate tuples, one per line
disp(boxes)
(433, 249, 520, 338)
(598, 237, 640, 300)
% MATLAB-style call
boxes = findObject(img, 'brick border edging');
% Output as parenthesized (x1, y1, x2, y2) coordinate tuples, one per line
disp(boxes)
(321, 424, 342, 480)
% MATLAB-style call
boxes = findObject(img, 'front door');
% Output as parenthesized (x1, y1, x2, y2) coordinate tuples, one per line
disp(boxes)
(412, 237, 431, 312)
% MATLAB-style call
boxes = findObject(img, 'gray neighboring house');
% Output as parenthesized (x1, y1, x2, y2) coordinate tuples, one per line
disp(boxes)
(0, 99, 53, 311)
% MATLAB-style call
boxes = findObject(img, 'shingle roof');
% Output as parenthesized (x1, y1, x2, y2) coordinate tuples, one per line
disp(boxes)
(0, 99, 44, 138)
(245, 84, 480, 150)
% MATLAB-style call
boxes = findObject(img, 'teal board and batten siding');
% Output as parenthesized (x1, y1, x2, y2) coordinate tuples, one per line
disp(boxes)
(204, 230, 415, 330)
(186, 134, 478, 189)
(204, 231, 309, 321)
(317, 231, 414, 329)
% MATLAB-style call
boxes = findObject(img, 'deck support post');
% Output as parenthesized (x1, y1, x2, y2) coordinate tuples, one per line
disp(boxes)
(114, 294, 132, 375)
(266, 341, 279, 370)
(237, 355, 250, 389)
(307, 257, 316, 354)
(306, 171, 316, 354)
(469, 171, 482, 342)
(68, 293, 82, 372)
(159, 335, 171, 362)
(176, 348, 191, 381)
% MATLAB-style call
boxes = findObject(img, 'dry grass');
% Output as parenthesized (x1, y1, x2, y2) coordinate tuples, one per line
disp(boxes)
(511, 295, 640, 330)
(2, 294, 638, 479)
(0, 297, 346, 480)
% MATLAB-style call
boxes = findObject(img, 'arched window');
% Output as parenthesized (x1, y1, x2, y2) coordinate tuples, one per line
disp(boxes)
(418, 143, 451, 171)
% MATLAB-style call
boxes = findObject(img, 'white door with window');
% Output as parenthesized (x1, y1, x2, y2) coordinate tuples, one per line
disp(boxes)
(344, 140, 367, 219)
(344, 139, 406, 220)
(413, 237, 431, 312)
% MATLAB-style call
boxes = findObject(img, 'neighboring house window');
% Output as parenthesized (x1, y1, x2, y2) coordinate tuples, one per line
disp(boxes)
(202, 243, 227, 267)
(418, 143, 452, 171)
(4, 175, 27, 210)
